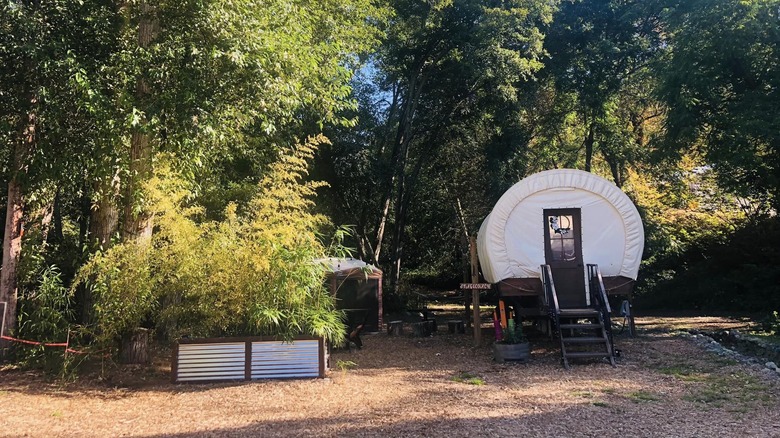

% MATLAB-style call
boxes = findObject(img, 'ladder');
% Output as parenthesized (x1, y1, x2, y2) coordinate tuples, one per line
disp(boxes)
(542, 264, 616, 369)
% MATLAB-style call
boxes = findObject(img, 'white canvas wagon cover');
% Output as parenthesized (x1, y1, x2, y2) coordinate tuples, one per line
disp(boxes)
(477, 169, 644, 284)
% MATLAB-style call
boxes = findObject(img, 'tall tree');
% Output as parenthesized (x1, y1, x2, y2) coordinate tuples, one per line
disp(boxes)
(658, 0, 780, 210)
(322, 0, 555, 290)
(105, 0, 387, 243)
(527, 0, 664, 182)
(1, 0, 116, 339)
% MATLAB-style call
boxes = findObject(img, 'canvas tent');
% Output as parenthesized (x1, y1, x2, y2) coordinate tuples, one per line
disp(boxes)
(319, 258, 383, 333)
(477, 169, 644, 307)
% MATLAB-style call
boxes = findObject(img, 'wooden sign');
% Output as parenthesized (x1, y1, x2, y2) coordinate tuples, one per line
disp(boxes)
(459, 283, 492, 290)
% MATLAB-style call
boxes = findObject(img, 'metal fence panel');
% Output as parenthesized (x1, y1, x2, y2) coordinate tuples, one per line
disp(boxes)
(250, 340, 320, 379)
(172, 337, 324, 383)
(175, 342, 246, 382)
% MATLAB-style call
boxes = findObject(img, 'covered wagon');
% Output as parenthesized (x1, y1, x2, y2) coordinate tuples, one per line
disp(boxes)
(477, 169, 644, 367)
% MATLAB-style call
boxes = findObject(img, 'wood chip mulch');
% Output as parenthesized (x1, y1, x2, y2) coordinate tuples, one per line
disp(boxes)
(1, 316, 779, 437)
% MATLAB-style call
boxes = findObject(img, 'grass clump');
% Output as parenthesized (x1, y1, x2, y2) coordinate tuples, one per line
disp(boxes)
(336, 360, 357, 372)
(683, 372, 771, 408)
(451, 372, 485, 385)
(658, 364, 707, 382)
(628, 390, 661, 403)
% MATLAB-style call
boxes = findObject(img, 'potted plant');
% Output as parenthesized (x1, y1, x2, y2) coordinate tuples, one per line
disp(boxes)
(493, 319, 530, 363)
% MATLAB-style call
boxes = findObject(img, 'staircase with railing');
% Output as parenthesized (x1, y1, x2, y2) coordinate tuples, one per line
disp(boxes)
(542, 264, 616, 369)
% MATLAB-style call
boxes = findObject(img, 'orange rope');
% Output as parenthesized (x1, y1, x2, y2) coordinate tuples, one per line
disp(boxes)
(1, 335, 68, 347)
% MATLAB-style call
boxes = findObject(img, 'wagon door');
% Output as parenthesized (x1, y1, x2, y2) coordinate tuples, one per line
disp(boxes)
(543, 208, 586, 308)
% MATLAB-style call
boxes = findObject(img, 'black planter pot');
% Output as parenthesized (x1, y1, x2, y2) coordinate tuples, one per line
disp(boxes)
(493, 341, 530, 363)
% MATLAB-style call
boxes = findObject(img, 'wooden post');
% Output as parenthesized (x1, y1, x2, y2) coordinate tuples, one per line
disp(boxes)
(0, 302, 6, 338)
(411, 322, 429, 337)
(63, 329, 71, 364)
(462, 233, 470, 329)
(464, 289, 471, 329)
(120, 327, 150, 364)
(244, 340, 252, 381)
(470, 235, 480, 347)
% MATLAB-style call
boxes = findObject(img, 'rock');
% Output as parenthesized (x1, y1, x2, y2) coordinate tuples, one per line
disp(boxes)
(765, 362, 778, 371)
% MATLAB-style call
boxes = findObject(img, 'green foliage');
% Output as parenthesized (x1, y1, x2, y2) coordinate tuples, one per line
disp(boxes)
(499, 319, 526, 344)
(5, 0, 780, 368)
(759, 311, 780, 335)
(658, 0, 780, 210)
(336, 359, 358, 373)
(73, 136, 347, 353)
(320, 0, 555, 289)
(523, 0, 664, 183)
(15, 266, 74, 374)
(637, 214, 780, 312)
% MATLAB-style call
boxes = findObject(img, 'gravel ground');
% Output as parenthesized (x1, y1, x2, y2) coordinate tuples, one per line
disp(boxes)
(1, 315, 779, 438)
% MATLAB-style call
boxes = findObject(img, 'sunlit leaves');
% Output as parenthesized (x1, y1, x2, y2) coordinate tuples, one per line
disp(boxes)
(74, 136, 347, 351)
(658, 0, 780, 208)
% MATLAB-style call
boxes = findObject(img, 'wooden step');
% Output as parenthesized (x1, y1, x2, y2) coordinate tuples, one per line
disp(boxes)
(559, 323, 602, 329)
(565, 351, 611, 359)
(562, 336, 608, 344)
(559, 308, 600, 317)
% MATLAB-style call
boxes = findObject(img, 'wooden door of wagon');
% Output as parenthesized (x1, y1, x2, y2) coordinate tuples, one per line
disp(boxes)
(543, 208, 586, 308)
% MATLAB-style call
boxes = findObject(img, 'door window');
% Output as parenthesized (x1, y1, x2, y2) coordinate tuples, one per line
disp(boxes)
(547, 214, 576, 262)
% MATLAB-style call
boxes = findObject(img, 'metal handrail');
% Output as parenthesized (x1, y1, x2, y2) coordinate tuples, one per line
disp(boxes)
(587, 264, 611, 314)
(541, 264, 561, 340)
(587, 264, 616, 360)
(541, 265, 561, 315)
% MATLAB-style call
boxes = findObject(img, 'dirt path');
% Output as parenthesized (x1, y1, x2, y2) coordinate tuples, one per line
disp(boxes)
(1, 316, 778, 437)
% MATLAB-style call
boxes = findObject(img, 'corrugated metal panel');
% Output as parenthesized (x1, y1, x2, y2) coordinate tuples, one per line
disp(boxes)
(176, 342, 245, 382)
(251, 340, 320, 379)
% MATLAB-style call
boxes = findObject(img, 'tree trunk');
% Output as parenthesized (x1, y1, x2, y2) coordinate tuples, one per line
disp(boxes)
(120, 327, 150, 364)
(607, 158, 623, 188)
(122, 2, 157, 242)
(0, 109, 34, 344)
(50, 188, 64, 243)
(78, 180, 90, 251)
(39, 196, 54, 244)
(388, 145, 411, 289)
(373, 73, 427, 265)
(90, 172, 121, 249)
(83, 174, 120, 324)
(1, 176, 24, 342)
(584, 122, 595, 172)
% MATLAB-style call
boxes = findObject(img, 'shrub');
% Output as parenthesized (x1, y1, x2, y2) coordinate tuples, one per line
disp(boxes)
(73, 136, 348, 355)
(15, 266, 75, 374)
